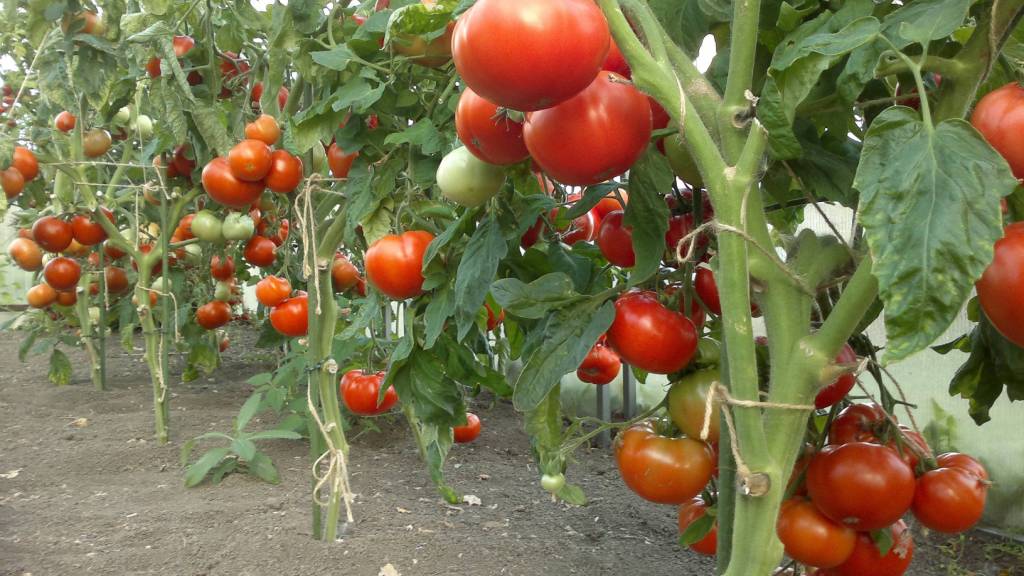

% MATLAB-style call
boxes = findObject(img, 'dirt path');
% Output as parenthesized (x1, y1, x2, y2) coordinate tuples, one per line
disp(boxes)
(0, 331, 1019, 576)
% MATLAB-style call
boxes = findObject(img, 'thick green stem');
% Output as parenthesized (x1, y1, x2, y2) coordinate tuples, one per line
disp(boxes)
(808, 255, 877, 358)
(75, 280, 104, 391)
(136, 264, 169, 444)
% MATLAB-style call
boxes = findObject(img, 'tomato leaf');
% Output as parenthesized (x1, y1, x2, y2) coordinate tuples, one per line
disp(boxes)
(941, 313, 1024, 424)
(854, 108, 1017, 362)
(894, 0, 971, 47)
(870, 526, 896, 556)
(679, 513, 715, 547)
(48, 348, 72, 386)
(384, 119, 445, 155)
(414, 419, 460, 503)
(454, 216, 508, 339)
(190, 104, 234, 157)
(235, 392, 264, 433)
(625, 149, 672, 286)
(288, 0, 328, 34)
(389, 346, 466, 426)
(491, 273, 583, 319)
(423, 282, 455, 349)
(311, 45, 355, 71)
(564, 182, 622, 220)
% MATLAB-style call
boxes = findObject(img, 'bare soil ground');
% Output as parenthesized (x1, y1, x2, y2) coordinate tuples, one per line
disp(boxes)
(0, 330, 1020, 576)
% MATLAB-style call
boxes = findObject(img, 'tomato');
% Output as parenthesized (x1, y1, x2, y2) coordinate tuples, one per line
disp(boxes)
(392, 20, 454, 68)
(776, 498, 857, 568)
(912, 465, 987, 533)
(485, 302, 504, 331)
(977, 222, 1024, 347)
(331, 253, 361, 292)
(54, 111, 76, 133)
(268, 295, 307, 336)
(219, 335, 230, 352)
(327, 143, 358, 179)
(27, 283, 58, 308)
(62, 11, 104, 35)
(677, 497, 718, 556)
(189, 211, 224, 244)
(175, 214, 195, 240)
(8, 237, 42, 271)
(103, 241, 126, 260)
(244, 114, 281, 146)
(63, 238, 90, 258)
(668, 368, 721, 444)
(265, 150, 303, 194)
(32, 216, 73, 253)
(936, 452, 989, 481)
(577, 340, 620, 385)
(228, 139, 272, 182)
(650, 97, 672, 153)
(602, 39, 631, 79)
(145, 35, 195, 78)
(43, 256, 82, 290)
(615, 421, 713, 504)
(524, 72, 651, 186)
(606, 290, 698, 375)
(593, 192, 627, 219)
(554, 206, 599, 245)
(83, 128, 112, 158)
(453, 0, 609, 111)
(218, 52, 251, 95)
(55, 290, 77, 307)
(828, 402, 887, 445)
(256, 275, 291, 307)
(436, 146, 506, 208)
(827, 520, 914, 576)
(971, 82, 1024, 179)
(12, 147, 38, 181)
(244, 235, 277, 268)
(251, 83, 290, 110)
(210, 255, 235, 281)
(365, 231, 434, 300)
(173, 143, 196, 177)
(222, 212, 255, 241)
(814, 343, 859, 409)
(202, 157, 265, 209)
(540, 473, 566, 493)
(196, 300, 232, 330)
(455, 88, 529, 165)
(1, 167, 24, 199)
(693, 266, 721, 315)
(340, 369, 398, 415)
(453, 413, 482, 443)
(666, 214, 706, 262)
(806, 442, 915, 531)
(596, 210, 635, 267)
(105, 266, 128, 293)
(70, 209, 113, 246)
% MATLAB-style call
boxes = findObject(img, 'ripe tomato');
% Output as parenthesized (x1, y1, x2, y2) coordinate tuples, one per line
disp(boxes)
(677, 497, 717, 556)
(576, 340, 620, 385)
(828, 402, 887, 445)
(56, 290, 77, 307)
(614, 420, 713, 504)
(202, 157, 265, 209)
(976, 222, 1024, 347)
(602, 38, 631, 79)
(912, 466, 988, 533)
(146, 35, 195, 78)
(550, 206, 599, 245)
(270, 295, 308, 337)
(327, 143, 358, 179)
(1, 167, 24, 199)
(668, 368, 721, 444)
(27, 283, 58, 308)
(606, 290, 698, 374)
(776, 498, 857, 568)
(173, 143, 196, 176)
(814, 343, 859, 409)
(32, 216, 73, 253)
(596, 210, 635, 267)
(54, 111, 76, 133)
(83, 128, 112, 158)
(265, 150, 303, 194)
(593, 192, 626, 219)
(228, 139, 272, 182)
(485, 302, 504, 331)
(936, 452, 989, 481)
(524, 72, 651, 186)
(244, 235, 277, 268)
(196, 300, 232, 330)
(453, 413, 482, 443)
(340, 369, 398, 415)
(43, 256, 82, 291)
(453, 0, 609, 111)
(806, 442, 916, 531)
(62, 10, 104, 35)
(8, 237, 43, 270)
(666, 214, 709, 262)
(436, 146, 506, 208)
(828, 520, 914, 576)
(103, 241, 126, 260)
(175, 214, 195, 240)
(12, 147, 38, 181)
(105, 266, 128, 293)
(244, 114, 281, 146)
(218, 51, 250, 95)
(694, 266, 721, 315)
(455, 87, 529, 165)
(392, 20, 454, 68)
(971, 82, 1024, 179)
(210, 255, 235, 281)
(251, 82, 290, 110)
(365, 231, 434, 300)
(70, 208, 113, 246)
(256, 275, 291, 307)
(331, 253, 361, 292)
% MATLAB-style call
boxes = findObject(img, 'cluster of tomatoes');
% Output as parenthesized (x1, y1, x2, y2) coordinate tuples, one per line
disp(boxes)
(2, 145, 40, 200)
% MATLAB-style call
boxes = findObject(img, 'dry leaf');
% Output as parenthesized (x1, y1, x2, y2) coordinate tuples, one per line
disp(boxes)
(378, 564, 400, 576)
(0, 469, 21, 479)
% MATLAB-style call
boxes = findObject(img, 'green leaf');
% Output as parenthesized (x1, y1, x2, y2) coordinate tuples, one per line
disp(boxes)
(48, 349, 72, 386)
(855, 108, 1017, 362)
(871, 527, 896, 556)
(247, 429, 304, 441)
(423, 282, 455, 349)
(894, 0, 971, 47)
(247, 452, 281, 484)
(311, 45, 355, 71)
(383, 119, 445, 155)
(190, 104, 233, 157)
(235, 391, 264, 432)
(231, 437, 257, 462)
(413, 419, 459, 503)
(680, 512, 715, 546)
(423, 207, 478, 268)
(697, 0, 733, 22)
(564, 182, 621, 220)
(184, 447, 232, 487)
(187, 340, 219, 376)
(210, 459, 238, 484)
(288, 0, 327, 34)
(625, 149, 672, 285)
(454, 216, 508, 338)
(491, 273, 582, 319)
(648, 0, 711, 53)
(18, 330, 38, 363)
(524, 385, 586, 504)
(330, 76, 385, 113)
(389, 346, 466, 426)
(138, 0, 170, 15)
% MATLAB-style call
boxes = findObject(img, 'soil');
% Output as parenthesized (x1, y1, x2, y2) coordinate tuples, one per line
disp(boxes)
(0, 330, 1021, 576)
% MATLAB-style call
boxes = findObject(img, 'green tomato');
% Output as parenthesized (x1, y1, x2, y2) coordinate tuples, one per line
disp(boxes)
(667, 368, 721, 444)
(540, 473, 566, 493)
(222, 212, 255, 241)
(113, 106, 131, 125)
(436, 146, 506, 208)
(150, 276, 171, 293)
(695, 338, 721, 367)
(191, 210, 223, 243)
(133, 115, 154, 139)
(213, 280, 233, 301)
(664, 134, 704, 189)
(183, 243, 202, 265)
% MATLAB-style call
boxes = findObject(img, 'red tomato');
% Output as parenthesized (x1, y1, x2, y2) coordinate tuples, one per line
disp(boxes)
(936, 452, 989, 481)
(650, 97, 672, 153)
(976, 222, 1024, 347)
(218, 51, 250, 96)
(105, 266, 129, 294)
(340, 369, 398, 416)
(202, 157, 265, 209)
(971, 82, 1024, 179)
(32, 216, 73, 253)
(269, 295, 308, 337)
(666, 214, 707, 262)
(331, 253, 361, 292)
(244, 235, 277, 268)
(814, 343, 859, 409)
(606, 290, 698, 374)
(524, 72, 651, 186)
(54, 111, 76, 133)
(104, 240, 126, 260)
(327, 143, 358, 179)
(244, 114, 281, 146)
(596, 210, 635, 267)
(614, 421, 713, 504)
(1, 167, 25, 199)
(146, 35, 195, 77)
(228, 139, 272, 182)
(453, 413, 482, 443)
(70, 208, 113, 246)
(593, 193, 626, 219)
(12, 147, 38, 181)
(602, 38, 631, 78)
(455, 87, 529, 165)
(7, 237, 43, 271)
(827, 520, 914, 576)
(210, 255, 235, 281)
(56, 290, 77, 307)
(197, 300, 232, 330)
(912, 466, 988, 533)
(806, 442, 916, 531)
(256, 275, 292, 307)
(265, 150, 303, 194)
(173, 144, 196, 176)
(776, 498, 857, 568)
(43, 256, 81, 290)
(678, 497, 717, 556)
(364, 231, 434, 300)
(828, 402, 887, 445)
(577, 340, 620, 385)
(251, 82, 289, 110)
(27, 283, 58, 308)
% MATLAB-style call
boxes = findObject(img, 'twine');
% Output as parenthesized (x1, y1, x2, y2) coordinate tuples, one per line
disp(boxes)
(293, 174, 324, 314)
(305, 358, 355, 524)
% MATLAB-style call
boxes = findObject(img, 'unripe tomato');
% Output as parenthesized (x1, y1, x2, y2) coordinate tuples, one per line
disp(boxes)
(270, 295, 308, 337)
(971, 82, 1024, 179)
(196, 300, 232, 330)
(265, 150, 303, 194)
(340, 369, 398, 415)
(27, 283, 58, 308)
(364, 231, 434, 300)
(327, 143, 358, 179)
(210, 255, 235, 281)
(606, 290, 698, 375)
(829, 520, 913, 576)
(677, 497, 717, 556)
(83, 128, 112, 158)
(256, 275, 291, 307)
(12, 147, 39, 181)
(331, 253, 361, 292)
(7, 237, 43, 271)
(976, 222, 1024, 347)
(202, 157, 265, 209)
(814, 343, 859, 409)
(44, 256, 82, 290)
(32, 216, 73, 253)
(540, 473, 566, 493)
(222, 212, 255, 241)
(776, 498, 857, 568)
(436, 146, 506, 208)
(615, 421, 713, 504)
(668, 368, 721, 444)
(244, 235, 277, 268)
(576, 340, 620, 385)
(54, 111, 77, 133)
(1, 167, 24, 199)
(391, 14, 454, 68)
(132, 115, 154, 139)
(244, 114, 281, 146)
(454, 87, 529, 165)
(596, 210, 635, 267)
(190, 209, 224, 242)
(453, 413, 482, 443)
(911, 465, 988, 533)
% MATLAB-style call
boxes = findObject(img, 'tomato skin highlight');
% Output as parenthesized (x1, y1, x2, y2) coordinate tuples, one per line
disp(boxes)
(455, 88, 529, 165)
(677, 497, 717, 556)
(452, 0, 610, 112)
(453, 413, 481, 443)
(524, 71, 652, 186)
(340, 370, 398, 416)
(615, 421, 713, 504)
(976, 222, 1024, 347)
(911, 466, 987, 533)
(971, 82, 1024, 179)
(606, 290, 698, 375)
(365, 231, 434, 300)
(270, 295, 308, 337)
(776, 498, 857, 568)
